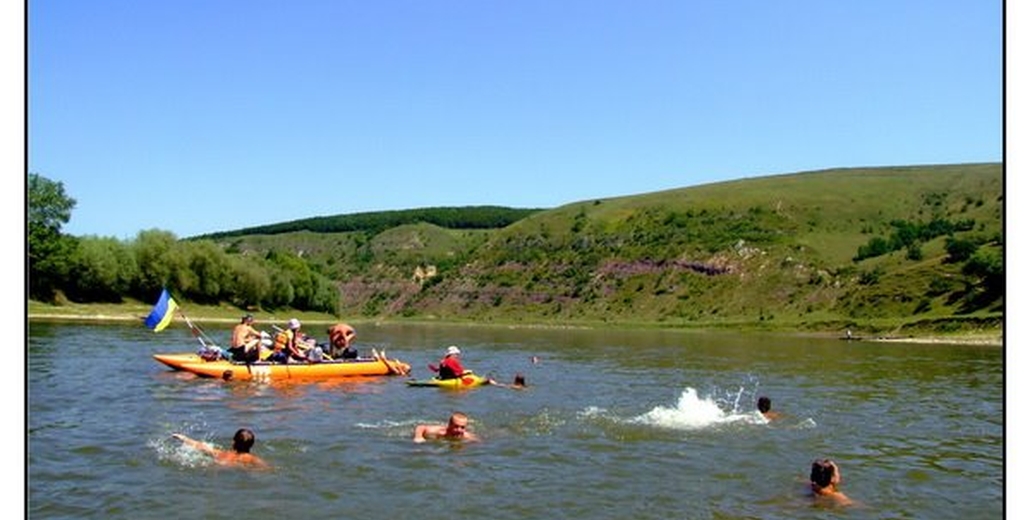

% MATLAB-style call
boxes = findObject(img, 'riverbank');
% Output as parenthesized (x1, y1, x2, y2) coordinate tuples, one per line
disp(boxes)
(870, 335, 1002, 346)
(27, 300, 1003, 346)
(26, 299, 341, 327)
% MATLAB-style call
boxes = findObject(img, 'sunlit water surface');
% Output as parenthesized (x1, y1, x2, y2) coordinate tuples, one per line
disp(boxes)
(28, 322, 1002, 519)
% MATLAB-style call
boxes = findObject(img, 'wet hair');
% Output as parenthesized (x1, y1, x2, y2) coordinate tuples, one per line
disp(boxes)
(232, 428, 256, 454)
(810, 459, 836, 488)
(513, 373, 527, 386)
(222, 370, 234, 381)
(757, 396, 772, 414)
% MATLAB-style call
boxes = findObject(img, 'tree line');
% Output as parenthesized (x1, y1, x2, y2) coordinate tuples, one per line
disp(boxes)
(850, 216, 1002, 304)
(28, 173, 339, 314)
(195, 205, 543, 239)
(852, 217, 975, 261)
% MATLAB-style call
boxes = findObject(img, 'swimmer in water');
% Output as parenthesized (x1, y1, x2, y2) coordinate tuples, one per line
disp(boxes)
(412, 412, 480, 443)
(757, 396, 781, 420)
(172, 428, 269, 469)
(809, 458, 852, 506)
(489, 373, 527, 389)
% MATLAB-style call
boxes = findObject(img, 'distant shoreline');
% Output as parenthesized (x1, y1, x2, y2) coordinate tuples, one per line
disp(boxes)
(865, 335, 1002, 347)
(27, 312, 1002, 347)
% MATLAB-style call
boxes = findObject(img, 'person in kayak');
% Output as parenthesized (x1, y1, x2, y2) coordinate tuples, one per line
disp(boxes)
(809, 458, 852, 506)
(228, 314, 262, 363)
(172, 428, 269, 469)
(412, 412, 480, 443)
(327, 323, 358, 359)
(437, 345, 469, 379)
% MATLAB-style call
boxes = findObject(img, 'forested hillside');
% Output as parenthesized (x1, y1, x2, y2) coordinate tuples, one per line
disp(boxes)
(29, 163, 1002, 334)
(222, 163, 1002, 333)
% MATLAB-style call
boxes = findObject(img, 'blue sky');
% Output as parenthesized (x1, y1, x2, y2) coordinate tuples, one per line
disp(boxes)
(28, 1, 1002, 240)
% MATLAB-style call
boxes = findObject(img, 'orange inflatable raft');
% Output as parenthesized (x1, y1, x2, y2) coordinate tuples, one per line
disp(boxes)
(154, 349, 411, 381)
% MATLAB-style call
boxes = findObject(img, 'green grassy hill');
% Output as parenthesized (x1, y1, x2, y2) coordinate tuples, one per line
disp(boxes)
(219, 163, 1002, 334)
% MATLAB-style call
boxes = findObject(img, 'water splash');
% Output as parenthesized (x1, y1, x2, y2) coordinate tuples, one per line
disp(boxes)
(151, 435, 214, 468)
(579, 406, 608, 418)
(631, 387, 767, 430)
(355, 419, 414, 429)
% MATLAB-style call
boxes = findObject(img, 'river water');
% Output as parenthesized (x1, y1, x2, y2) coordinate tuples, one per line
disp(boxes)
(27, 322, 1002, 519)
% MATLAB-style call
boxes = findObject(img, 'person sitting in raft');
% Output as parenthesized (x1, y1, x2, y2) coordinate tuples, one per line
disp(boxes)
(757, 396, 782, 420)
(303, 335, 326, 362)
(269, 318, 306, 363)
(172, 428, 269, 469)
(412, 412, 480, 443)
(327, 323, 358, 360)
(437, 345, 470, 380)
(228, 314, 262, 363)
(266, 333, 286, 364)
(809, 458, 853, 506)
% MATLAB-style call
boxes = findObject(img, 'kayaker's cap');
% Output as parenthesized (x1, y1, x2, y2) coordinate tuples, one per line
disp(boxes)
(446, 345, 461, 356)
(288, 318, 301, 330)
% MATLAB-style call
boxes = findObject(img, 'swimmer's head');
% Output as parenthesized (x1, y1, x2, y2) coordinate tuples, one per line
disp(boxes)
(757, 396, 771, 413)
(810, 459, 837, 489)
(233, 428, 256, 453)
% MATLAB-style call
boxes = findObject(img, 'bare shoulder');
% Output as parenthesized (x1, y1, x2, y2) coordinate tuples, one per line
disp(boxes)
(217, 452, 269, 469)
(413, 423, 446, 443)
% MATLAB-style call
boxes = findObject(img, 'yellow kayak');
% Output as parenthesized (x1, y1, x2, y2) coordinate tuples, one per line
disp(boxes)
(406, 373, 491, 389)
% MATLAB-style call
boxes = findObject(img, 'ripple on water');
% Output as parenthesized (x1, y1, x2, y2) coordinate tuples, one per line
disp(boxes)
(28, 324, 1003, 520)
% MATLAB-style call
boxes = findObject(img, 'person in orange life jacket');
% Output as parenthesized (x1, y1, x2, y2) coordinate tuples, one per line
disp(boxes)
(228, 314, 261, 363)
(269, 318, 304, 363)
(437, 345, 469, 379)
(327, 323, 358, 360)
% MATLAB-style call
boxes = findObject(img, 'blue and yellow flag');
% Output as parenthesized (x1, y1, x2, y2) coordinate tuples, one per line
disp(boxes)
(144, 288, 179, 332)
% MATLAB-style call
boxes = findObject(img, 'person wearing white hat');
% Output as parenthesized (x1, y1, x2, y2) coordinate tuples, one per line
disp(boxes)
(269, 318, 305, 363)
(285, 319, 309, 361)
(437, 345, 468, 380)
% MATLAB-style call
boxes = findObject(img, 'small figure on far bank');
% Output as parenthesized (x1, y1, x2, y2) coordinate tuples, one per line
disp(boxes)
(172, 428, 269, 470)
(757, 396, 781, 420)
(413, 412, 480, 443)
(809, 458, 852, 506)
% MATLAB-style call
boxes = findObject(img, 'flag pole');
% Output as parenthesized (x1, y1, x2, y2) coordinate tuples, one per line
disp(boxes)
(179, 310, 219, 349)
